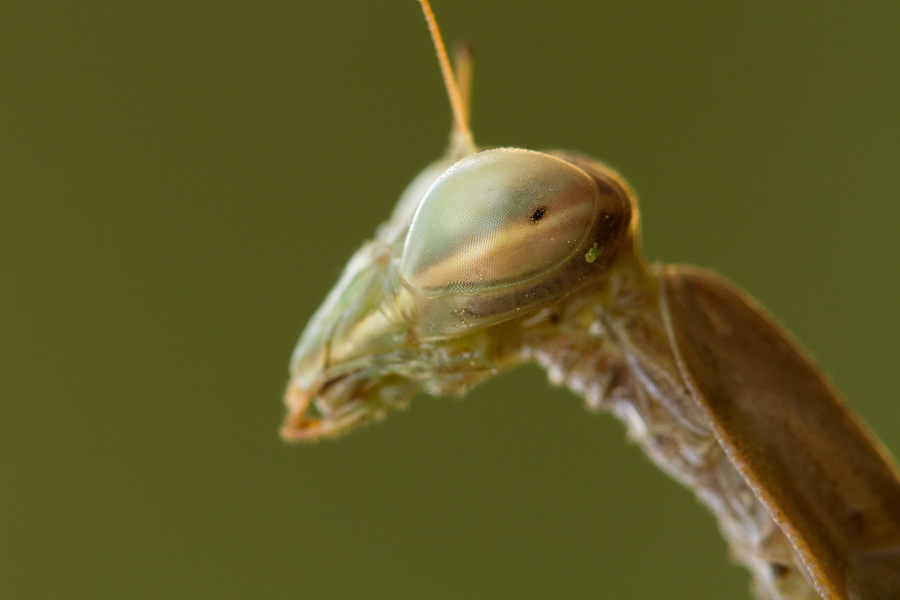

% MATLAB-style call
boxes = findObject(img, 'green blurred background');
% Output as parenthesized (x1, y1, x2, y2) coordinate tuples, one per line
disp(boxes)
(3, 2, 899, 598)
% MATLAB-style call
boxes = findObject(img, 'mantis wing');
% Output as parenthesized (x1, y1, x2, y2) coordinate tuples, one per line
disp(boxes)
(659, 265, 900, 600)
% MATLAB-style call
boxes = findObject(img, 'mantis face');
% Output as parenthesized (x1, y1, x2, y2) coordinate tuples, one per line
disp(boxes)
(283, 148, 636, 440)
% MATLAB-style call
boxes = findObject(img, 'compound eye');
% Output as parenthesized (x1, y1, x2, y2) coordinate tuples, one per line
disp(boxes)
(399, 149, 600, 296)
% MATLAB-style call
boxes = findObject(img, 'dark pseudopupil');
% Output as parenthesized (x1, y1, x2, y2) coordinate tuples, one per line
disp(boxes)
(531, 207, 546, 222)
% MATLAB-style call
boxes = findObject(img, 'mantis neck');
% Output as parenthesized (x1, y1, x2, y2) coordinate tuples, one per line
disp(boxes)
(526, 262, 819, 600)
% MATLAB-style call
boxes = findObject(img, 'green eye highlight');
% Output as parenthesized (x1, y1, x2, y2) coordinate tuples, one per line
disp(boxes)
(399, 149, 600, 296)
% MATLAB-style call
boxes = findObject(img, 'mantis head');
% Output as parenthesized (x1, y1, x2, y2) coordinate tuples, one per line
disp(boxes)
(281, 0, 638, 440)
(282, 147, 636, 440)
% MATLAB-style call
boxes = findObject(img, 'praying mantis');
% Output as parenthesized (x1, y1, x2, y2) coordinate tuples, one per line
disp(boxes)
(282, 2, 900, 598)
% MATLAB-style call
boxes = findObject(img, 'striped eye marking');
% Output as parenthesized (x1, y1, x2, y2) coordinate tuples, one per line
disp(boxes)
(399, 148, 601, 297)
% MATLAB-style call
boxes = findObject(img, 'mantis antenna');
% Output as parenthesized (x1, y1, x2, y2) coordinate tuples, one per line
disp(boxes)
(417, 0, 475, 153)
(452, 40, 474, 128)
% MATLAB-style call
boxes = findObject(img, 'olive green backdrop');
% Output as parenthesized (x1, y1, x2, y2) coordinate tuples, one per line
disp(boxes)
(3, 2, 899, 599)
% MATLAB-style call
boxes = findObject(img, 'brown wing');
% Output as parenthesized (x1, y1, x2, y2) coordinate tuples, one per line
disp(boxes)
(659, 265, 900, 600)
